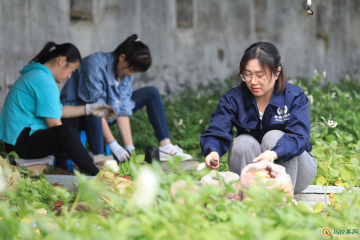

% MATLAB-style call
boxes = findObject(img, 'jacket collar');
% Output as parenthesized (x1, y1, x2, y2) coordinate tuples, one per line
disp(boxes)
(269, 89, 285, 108)
(242, 81, 285, 109)
(106, 52, 116, 86)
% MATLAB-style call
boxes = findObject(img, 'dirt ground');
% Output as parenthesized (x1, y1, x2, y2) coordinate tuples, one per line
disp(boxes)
(46, 167, 75, 175)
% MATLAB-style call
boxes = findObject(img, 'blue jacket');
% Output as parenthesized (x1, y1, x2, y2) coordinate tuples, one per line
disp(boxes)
(60, 52, 135, 121)
(200, 82, 312, 162)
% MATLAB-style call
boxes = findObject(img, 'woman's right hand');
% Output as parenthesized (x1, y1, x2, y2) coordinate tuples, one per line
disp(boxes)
(205, 151, 220, 170)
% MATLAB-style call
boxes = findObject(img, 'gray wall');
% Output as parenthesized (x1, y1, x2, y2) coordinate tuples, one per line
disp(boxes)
(1, 0, 360, 113)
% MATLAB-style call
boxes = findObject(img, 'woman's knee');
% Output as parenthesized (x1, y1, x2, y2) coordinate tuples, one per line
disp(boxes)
(261, 130, 285, 150)
(294, 152, 317, 193)
(228, 134, 260, 174)
(58, 125, 78, 138)
(230, 134, 259, 156)
(146, 86, 161, 100)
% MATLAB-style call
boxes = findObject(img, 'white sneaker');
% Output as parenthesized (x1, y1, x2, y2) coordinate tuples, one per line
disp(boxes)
(173, 145, 183, 153)
(159, 144, 192, 161)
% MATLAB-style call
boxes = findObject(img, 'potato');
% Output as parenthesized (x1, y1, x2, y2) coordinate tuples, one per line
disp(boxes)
(246, 179, 255, 185)
(246, 174, 254, 180)
(278, 184, 285, 191)
(283, 187, 292, 193)
(270, 171, 278, 178)
(265, 166, 272, 172)
(210, 160, 218, 166)
(235, 182, 242, 192)
(254, 171, 268, 178)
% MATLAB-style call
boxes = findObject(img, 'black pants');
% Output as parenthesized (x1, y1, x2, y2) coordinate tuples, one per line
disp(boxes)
(4, 126, 99, 176)
(55, 116, 103, 166)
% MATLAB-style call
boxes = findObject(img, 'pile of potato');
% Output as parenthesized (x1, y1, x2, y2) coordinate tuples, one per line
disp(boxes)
(244, 165, 294, 198)
(223, 182, 242, 201)
(247, 166, 278, 178)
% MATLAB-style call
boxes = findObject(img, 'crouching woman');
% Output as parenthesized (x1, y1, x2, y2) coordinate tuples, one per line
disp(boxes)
(200, 42, 317, 193)
(0, 42, 116, 176)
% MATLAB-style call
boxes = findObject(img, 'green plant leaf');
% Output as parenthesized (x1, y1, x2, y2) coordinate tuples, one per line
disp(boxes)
(6, 151, 19, 159)
(30, 201, 47, 209)
(135, 155, 145, 164)
(313, 202, 324, 213)
(341, 165, 356, 181)
(329, 169, 340, 178)
(296, 201, 313, 215)
(350, 158, 359, 166)
(316, 176, 326, 186)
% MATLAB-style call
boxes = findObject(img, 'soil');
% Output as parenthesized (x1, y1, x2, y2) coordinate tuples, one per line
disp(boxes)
(46, 167, 75, 175)
(52, 201, 109, 218)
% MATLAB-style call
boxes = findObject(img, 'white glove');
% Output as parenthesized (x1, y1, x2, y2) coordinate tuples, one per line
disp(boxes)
(125, 145, 135, 154)
(85, 103, 117, 120)
(113, 146, 130, 163)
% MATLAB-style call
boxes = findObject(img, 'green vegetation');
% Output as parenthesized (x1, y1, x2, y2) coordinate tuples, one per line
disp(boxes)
(1, 73, 360, 239)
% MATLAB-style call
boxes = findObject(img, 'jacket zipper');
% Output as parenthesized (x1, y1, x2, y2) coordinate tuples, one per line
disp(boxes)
(254, 105, 262, 130)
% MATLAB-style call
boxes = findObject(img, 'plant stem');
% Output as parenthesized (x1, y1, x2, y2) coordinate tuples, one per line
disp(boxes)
(70, 189, 82, 213)
(324, 155, 333, 206)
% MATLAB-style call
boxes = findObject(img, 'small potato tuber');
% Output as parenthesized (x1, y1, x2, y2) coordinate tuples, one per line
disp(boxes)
(269, 171, 278, 178)
(278, 184, 285, 191)
(265, 166, 272, 172)
(235, 182, 242, 192)
(254, 171, 268, 178)
(210, 160, 218, 166)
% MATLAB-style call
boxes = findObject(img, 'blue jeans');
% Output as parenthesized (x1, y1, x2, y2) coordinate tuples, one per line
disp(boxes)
(85, 86, 171, 155)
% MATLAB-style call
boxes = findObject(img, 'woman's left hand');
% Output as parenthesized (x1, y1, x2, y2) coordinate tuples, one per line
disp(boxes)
(85, 103, 117, 120)
(253, 151, 278, 163)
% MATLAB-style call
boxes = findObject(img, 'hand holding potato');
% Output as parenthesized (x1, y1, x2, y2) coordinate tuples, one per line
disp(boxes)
(205, 151, 220, 170)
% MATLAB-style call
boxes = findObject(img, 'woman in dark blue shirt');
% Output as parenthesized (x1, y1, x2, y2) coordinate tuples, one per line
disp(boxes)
(200, 42, 317, 193)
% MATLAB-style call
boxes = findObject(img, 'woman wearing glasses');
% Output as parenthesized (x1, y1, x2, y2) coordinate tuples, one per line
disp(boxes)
(200, 42, 317, 194)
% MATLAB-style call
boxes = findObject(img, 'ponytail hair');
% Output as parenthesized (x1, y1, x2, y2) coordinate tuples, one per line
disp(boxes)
(113, 34, 151, 72)
(239, 42, 286, 94)
(30, 42, 82, 64)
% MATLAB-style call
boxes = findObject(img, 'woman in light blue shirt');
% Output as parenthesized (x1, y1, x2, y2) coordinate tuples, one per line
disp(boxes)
(0, 42, 116, 176)
(61, 34, 192, 162)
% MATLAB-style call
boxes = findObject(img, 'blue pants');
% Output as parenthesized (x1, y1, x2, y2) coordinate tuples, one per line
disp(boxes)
(84, 86, 171, 155)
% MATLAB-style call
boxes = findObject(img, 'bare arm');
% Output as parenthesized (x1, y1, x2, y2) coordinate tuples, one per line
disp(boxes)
(45, 118, 62, 128)
(61, 105, 85, 118)
(102, 118, 116, 144)
(116, 116, 134, 146)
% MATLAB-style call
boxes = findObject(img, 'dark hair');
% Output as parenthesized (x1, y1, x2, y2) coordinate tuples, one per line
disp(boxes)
(113, 34, 151, 72)
(30, 42, 81, 64)
(238, 42, 286, 94)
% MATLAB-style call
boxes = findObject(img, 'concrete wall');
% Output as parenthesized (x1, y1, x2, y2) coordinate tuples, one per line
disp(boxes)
(1, 0, 360, 113)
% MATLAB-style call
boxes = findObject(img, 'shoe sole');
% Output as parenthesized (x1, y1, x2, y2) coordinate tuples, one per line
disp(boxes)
(159, 150, 194, 161)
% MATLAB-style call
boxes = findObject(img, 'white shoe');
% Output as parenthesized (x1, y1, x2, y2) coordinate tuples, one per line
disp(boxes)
(159, 144, 192, 161)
